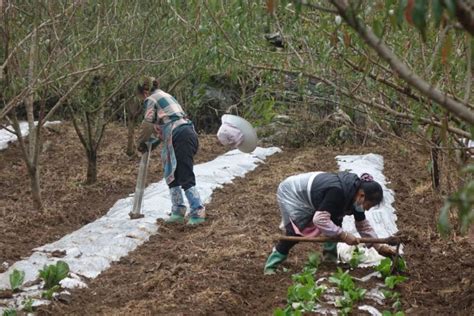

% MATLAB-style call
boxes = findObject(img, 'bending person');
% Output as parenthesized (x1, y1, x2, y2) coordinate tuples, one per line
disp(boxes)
(264, 171, 396, 274)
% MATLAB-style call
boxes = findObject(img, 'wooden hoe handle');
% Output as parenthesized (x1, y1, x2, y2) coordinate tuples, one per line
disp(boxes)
(276, 235, 402, 246)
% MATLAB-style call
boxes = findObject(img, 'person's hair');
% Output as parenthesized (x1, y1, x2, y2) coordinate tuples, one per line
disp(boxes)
(359, 173, 383, 205)
(137, 77, 159, 95)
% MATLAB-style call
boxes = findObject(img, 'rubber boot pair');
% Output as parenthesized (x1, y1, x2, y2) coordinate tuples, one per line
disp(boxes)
(263, 248, 288, 275)
(166, 186, 205, 225)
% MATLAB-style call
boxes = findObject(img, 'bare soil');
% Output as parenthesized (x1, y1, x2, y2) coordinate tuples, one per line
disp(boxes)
(1, 124, 472, 315)
(39, 142, 473, 315)
(0, 123, 225, 267)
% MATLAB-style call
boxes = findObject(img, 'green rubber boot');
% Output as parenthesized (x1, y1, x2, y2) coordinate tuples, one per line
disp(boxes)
(264, 249, 288, 275)
(186, 207, 206, 225)
(323, 242, 338, 263)
(187, 217, 205, 225)
(165, 213, 185, 224)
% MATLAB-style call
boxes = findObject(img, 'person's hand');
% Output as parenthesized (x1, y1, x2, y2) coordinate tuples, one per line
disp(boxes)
(150, 139, 160, 151)
(377, 245, 397, 258)
(137, 142, 148, 154)
(339, 231, 359, 246)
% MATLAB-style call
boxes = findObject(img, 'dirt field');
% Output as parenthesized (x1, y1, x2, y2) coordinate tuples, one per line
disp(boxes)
(1, 123, 473, 315)
(0, 123, 225, 267)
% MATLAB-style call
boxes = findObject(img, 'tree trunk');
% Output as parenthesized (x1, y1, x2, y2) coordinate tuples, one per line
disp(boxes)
(86, 149, 97, 184)
(28, 164, 42, 210)
(431, 137, 441, 191)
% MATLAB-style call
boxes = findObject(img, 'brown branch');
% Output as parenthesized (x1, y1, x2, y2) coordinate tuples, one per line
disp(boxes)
(329, 0, 474, 124)
(227, 56, 470, 138)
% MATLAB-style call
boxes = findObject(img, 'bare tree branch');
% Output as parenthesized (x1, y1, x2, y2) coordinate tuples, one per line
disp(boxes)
(329, 0, 474, 124)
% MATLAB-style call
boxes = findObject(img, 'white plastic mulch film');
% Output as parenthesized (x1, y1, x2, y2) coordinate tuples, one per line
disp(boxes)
(336, 153, 401, 266)
(0, 121, 61, 150)
(310, 154, 402, 316)
(0, 147, 281, 312)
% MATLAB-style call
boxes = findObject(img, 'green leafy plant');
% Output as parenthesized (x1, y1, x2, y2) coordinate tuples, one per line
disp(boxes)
(22, 298, 34, 313)
(381, 289, 401, 300)
(392, 298, 403, 311)
(306, 252, 321, 270)
(375, 258, 393, 278)
(382, 311, 405, 316)
(273, 307, 302, 316)
(38, 261, 69, 290)
(274, 255, 326, 315)
(2, 309, 17, 316)
(335, 293, 353, 316)
(9, 269, 25, 291)
(394, 257, 407, 273)
(329, 268, 366, 315)
(41, 285, 61, 300)
(349, 247, 364, 269)
(439, 165, 474, 236)
(329, 268, 354, 292)
(385, 276, 408, 289)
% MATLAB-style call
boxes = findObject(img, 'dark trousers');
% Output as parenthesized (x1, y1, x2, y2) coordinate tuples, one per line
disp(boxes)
(275, 221, 342, 256)
(275, 223, 299, 255)
(168, 125, 199, 190)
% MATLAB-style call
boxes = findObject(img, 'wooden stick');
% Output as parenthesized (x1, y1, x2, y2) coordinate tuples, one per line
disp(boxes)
(276, 235, 402, 246)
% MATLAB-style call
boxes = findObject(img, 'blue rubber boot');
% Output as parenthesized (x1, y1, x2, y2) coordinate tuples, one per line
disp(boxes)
(166, 187, 186, 223)
(184, 186, 205, 225)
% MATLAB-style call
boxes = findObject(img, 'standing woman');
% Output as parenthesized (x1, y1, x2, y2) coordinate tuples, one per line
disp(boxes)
(264, 171, 397, 274)
(136, 77, 205, 225)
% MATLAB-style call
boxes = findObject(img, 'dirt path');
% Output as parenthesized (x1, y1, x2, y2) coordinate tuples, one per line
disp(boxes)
(38, 144, 473, 315)
(0, 123, 226, 267)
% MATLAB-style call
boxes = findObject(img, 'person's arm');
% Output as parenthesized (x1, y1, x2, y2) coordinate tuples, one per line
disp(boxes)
(312, 187, 359, 245)
(354, 209, 396, 257)
(136, 99, 159, 152)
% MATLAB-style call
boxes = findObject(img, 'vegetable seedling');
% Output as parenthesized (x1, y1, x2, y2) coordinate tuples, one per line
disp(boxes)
(39, 260, 69, 290)
(22, 298, 34, 313)
(349, 247, 364, 269)
(2, 309, 17, 316)
(382, 311, 405, 316)
(306, 252, 321, 269)
(375, 258, 393, 278)
(9, 269, 25, 292)
(385, 275, 408, 289)
(41, 285, 61, 300)
(329, 268, 354, 292)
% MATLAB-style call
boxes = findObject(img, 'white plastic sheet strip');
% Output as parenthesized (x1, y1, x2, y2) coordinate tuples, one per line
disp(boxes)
(0, 147, 281, 312)
(0, 121, 61, 150)
(336, 153, 400, 267)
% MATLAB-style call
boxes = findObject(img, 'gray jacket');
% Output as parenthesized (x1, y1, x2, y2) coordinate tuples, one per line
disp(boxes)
(277, 171, 360, 229)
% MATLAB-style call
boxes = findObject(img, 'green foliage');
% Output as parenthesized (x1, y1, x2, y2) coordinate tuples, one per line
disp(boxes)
(22, 298, 34, 313)
(9, 269, 25, 291)
(439, 164, 474, 236)
(2, 309, 16, 316)
(335, 293, 353, 316)
(397, 0, 459, 40)
(41, 285, 61, 300)
(329, 268, 354, 292)
(385, 275, 408, 289)
(39, 261, 69, 290)
(395, 257, 407, 273)
(329, 268, 366, 315)
(382, 311, 405, 316)
(382, 289, 401, 300)
(375, 257, 393, 278)
(306, 252, 321, 270)
(274, 254, 326, 315)
(349, 247, 364, 269)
